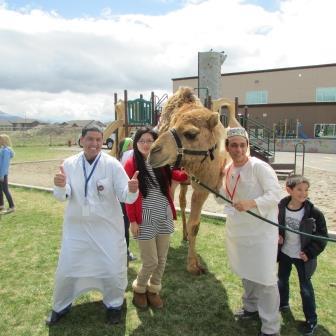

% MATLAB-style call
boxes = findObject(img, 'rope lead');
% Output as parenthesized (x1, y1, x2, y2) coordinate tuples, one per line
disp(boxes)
(191, 176, 336, 243)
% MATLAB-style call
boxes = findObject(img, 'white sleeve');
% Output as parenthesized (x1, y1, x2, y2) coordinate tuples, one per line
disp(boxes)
(112, 159, 138, 204)
(254, 162, 281, 218)
(53, 184, 71, 201)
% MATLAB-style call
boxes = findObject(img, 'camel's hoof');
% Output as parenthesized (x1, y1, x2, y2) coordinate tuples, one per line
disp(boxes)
(187, 265, 207, 276)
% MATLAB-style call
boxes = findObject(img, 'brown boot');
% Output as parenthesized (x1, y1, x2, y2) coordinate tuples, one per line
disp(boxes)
(132, 292, 148, 309)
(147, 292, 163, 309)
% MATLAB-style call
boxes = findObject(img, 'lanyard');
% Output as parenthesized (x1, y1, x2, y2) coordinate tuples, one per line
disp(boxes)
(225, 164, 240, 201)
(82, 153, 101, 198)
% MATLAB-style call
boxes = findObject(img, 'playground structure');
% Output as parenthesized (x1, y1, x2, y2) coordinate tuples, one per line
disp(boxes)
(107, 90, 168, 156)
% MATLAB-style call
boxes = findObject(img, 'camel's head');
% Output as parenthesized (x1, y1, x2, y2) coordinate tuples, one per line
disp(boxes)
(148, 105, 224, 169)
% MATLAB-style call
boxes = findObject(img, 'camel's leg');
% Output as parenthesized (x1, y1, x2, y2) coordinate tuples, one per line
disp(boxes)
(170, 180, 179, 200)
(186, 190, 209, 275)
(179, 183, 189, 241)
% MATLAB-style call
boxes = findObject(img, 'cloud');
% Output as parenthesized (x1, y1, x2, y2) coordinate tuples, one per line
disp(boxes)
(0, 0, 335, 121)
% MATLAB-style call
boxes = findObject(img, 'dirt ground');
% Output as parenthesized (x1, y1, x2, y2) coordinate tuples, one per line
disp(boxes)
(9, 156, 336, 232)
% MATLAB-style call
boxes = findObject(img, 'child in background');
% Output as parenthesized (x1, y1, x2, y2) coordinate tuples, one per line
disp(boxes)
(0, 134, 15, 213)
(278, 175, 328, 336)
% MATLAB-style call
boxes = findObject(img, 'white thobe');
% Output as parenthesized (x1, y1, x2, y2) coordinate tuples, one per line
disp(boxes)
(223, 157, 281, 286)
(52, 151, 138, 311)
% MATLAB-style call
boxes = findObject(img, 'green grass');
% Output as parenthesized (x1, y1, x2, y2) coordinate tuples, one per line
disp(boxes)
(0, 188, 335, 336)
(12, 146, 80, 163)
(9, 129, 80, 147)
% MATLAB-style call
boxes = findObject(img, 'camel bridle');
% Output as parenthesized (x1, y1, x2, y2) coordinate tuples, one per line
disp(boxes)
(169, 128, 217, 168)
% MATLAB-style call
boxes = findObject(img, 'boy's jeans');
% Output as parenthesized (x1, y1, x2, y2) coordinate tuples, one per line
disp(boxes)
(278, 251, 317, 324)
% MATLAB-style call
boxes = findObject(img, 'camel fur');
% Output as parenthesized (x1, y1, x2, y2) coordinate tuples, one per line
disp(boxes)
(148, 87, 242, 275)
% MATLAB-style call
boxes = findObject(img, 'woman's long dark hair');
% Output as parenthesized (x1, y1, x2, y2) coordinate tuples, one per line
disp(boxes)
(133, 127, 172, 198)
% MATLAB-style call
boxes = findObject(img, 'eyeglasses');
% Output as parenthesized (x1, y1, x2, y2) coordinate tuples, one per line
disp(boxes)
(138, 140, 154, 145)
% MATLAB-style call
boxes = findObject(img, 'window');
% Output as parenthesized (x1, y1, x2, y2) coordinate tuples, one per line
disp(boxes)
(314, 124, 336, 138)
(316, 87, 336, 102)
(245, 90, 268, 104)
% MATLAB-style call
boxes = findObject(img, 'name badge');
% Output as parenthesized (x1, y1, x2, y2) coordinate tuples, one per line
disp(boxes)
(224, 205, 236, 216)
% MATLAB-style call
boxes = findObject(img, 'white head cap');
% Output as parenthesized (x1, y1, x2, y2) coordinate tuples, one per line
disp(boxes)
(227, 127, 248, 139)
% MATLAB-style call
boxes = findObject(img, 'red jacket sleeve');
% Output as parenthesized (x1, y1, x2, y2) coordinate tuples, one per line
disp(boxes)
(124, 158, 138, 222)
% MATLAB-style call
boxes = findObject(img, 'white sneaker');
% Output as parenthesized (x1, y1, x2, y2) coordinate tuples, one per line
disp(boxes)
(5, 207, 15, 214)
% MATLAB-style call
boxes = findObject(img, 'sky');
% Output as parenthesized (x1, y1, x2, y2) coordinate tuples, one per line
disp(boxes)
(0, 0, 335, 122)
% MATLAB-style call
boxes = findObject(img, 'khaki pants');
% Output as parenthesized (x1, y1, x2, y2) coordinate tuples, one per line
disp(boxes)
(132, 234, 171, 294)
(242, 278, 280, 334)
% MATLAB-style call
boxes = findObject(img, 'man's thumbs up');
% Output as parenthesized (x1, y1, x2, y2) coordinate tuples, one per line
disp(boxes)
(54, 165, 66, 187)
(59, 165, 66, 176)
(131, 171, 139, 180)
(128, 170, 139, 193)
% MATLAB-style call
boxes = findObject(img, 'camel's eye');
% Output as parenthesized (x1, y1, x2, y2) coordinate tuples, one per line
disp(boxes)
(183, 131, 197, 140)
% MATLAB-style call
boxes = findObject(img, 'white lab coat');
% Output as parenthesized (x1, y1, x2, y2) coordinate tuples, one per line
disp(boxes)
(52, 151, 138, 311)
(223, 157, 281, 286)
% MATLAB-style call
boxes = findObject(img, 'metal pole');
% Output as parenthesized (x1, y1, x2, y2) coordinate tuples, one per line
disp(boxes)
(151, 91, 155, 126)
(296, 119, 299, 138)
(234, 97, 239, 119)
(197, 52, 200, 98)
(244, 105, 248, 129)
(284, 119, 287, 139)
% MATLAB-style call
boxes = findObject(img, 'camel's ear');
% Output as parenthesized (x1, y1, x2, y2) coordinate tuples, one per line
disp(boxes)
(208, 112, 219, 130)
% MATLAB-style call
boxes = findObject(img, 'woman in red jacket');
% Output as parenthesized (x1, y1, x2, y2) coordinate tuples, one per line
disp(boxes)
(124, 127, 187, 310)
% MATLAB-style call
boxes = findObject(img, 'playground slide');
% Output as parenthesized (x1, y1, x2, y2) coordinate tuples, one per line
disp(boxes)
(103, 120, 123, 142)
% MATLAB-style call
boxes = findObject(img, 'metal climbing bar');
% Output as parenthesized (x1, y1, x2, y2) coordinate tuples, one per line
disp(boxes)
(294, 142, 306, 175)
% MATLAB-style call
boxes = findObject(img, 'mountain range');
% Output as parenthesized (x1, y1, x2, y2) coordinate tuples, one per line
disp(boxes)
(0, 110, 33, 122)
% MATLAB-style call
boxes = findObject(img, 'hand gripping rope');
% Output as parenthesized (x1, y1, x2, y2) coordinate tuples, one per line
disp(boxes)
(191, 176, 336, 243)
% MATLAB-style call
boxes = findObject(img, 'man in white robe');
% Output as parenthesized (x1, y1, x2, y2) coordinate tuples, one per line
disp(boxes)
(46, 125, 139, 326)
(221, 127, 281, 336)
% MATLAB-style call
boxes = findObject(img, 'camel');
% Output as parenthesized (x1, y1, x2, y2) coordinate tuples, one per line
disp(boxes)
(148, 87, 242, 275)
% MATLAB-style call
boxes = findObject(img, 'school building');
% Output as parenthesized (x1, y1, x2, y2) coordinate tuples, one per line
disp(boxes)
(172, 63, 336, 139)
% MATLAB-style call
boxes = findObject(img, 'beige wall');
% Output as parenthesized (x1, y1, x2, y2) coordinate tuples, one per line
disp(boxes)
(173, 64, 336, 104)
(173, 78, 198, 94)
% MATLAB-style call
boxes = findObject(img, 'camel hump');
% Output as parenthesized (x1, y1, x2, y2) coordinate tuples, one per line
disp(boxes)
(177, 87, 197, 104)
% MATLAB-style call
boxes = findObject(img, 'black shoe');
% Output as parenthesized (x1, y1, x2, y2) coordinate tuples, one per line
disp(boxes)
(259, 332, 280, 336)
(279, 304, 290, 311)
(106, 308, 122, 324)
(45, 304, 71, 326)
(301, 321, 317, 335)
(234, 308, 259, 320)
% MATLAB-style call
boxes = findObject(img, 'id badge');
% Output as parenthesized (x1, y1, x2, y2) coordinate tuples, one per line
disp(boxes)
(224, 205, 236, 216)
(82, 201, 90, 217)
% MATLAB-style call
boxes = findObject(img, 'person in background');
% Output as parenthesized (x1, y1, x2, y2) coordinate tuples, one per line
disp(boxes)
(0, 134, 15, 213)
(218, 127, 282, 336)
(119, 137, 134, 166)
(118, 137, 136, 262)
(124, 127, 187, 310)
(278, 175, 328, 336)
(46, 125, 139, 326)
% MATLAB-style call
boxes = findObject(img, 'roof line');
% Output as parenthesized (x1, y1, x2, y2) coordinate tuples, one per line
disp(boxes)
(238, 102, 336, 107)
(172, 62, 336, 81)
